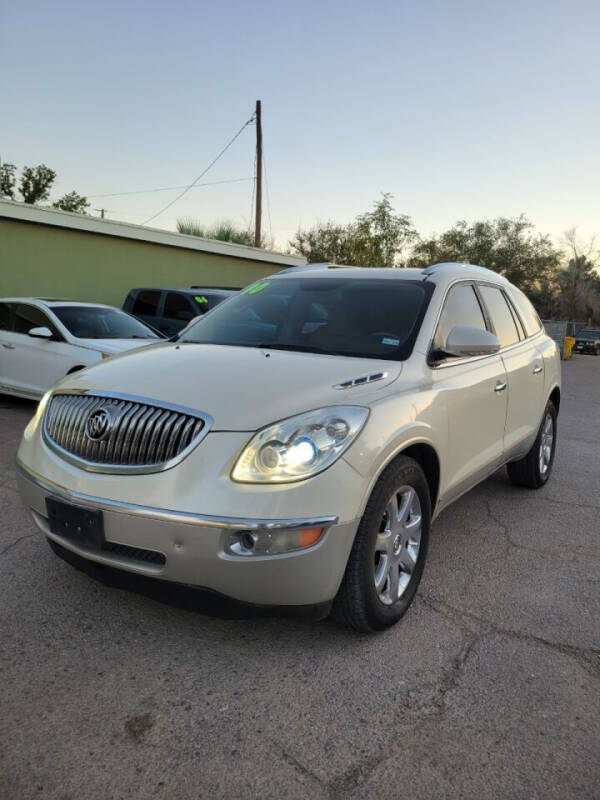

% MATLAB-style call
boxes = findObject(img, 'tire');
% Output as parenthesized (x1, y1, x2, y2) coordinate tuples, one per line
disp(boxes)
(507, 401, 557, 489)
(334, 456, 431, 632)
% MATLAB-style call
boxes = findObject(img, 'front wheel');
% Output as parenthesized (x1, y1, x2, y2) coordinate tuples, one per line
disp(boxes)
(334, 456, 431, 632)
(507, 401, 557, 489)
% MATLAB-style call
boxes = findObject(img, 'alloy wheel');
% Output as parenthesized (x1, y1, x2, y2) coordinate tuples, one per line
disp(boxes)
(539, 412, 554, 476)
(374, 486, 422, 606)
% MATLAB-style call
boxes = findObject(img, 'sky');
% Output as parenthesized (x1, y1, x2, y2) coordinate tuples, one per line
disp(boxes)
(1, 0, 599, 251)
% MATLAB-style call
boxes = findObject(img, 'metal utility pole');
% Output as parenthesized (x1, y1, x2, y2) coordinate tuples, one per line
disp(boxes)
(254, 100, 262, 248)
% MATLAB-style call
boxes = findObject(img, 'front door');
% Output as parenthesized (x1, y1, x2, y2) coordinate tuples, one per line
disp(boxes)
(3, 304, 65, 396)
(430, 283, 508, 507)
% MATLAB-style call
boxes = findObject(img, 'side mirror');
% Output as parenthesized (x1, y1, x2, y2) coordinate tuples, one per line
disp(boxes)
(435, 326, 500, 359)
(28, 326, 53, 340)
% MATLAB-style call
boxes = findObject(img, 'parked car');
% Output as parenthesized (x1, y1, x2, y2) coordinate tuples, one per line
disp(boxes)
(0, 298, 162, 399)
(574, 328, 600, 355)
(124, 287, 237, 338)
(16, 264, 560, 631)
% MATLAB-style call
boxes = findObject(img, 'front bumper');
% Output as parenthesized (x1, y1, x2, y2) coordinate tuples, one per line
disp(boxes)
(16, 459, 359, 606)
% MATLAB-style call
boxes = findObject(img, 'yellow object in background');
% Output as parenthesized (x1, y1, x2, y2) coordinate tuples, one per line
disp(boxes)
(563, 336, 575, 359)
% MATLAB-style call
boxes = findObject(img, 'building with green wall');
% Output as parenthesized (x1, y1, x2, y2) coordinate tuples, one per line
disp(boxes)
(0, 200, 305, 307)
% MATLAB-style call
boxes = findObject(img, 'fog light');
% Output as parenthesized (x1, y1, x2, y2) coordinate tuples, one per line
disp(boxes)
(240, 532, 256, 551)
(226, 526, 325, 557)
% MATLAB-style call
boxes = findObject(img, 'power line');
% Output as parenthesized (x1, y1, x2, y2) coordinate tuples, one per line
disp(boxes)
(88, 176, 253, 199)
(141, 113, 256, 226)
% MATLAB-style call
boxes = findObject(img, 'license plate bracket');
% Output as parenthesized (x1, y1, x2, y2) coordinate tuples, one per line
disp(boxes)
(46, 497, 105, 551)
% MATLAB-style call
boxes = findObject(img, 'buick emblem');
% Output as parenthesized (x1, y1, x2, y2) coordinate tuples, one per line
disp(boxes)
(85, 408, 112, 441)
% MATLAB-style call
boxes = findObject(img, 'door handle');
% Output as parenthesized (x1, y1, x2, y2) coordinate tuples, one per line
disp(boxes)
(532, 365, 543, 374)
(2, 343, 15, 350)
(494, 381, 507, 392)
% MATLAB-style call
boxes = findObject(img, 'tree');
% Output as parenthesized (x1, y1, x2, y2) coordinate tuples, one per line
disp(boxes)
(557, 229, 600, 325)
(408, 215, 562, 294)
(289, 221, 355, 264)
(53, 191, 90, 214)
(19, 164, 57, 204)
(177, 218, 258, 247)
(351, 194, 418, 266)
(289, 194, 418, 266)
(0, 162, 16, 199)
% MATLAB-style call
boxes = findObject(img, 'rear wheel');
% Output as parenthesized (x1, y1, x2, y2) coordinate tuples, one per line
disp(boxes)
(334, 456, 430, 632)
(507, 401, 557, 489)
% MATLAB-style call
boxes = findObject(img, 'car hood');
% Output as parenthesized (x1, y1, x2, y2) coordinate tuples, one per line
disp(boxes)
(75, 338, 157, 354)
(58, 343, 402, 430)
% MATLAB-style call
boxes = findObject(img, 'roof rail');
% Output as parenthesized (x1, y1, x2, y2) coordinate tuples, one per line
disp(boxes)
(189, 285, 241, 290)
(421, 262, 503, 280)
(276, 262, 357, 275)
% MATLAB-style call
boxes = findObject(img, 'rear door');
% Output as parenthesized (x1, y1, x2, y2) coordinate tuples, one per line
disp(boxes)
(431, 282, 509, 506)
(162, 292, 197, 336)
(130, 290, 162, 330)
(0, 302, 17, 392)
(477, 284, 545, 458)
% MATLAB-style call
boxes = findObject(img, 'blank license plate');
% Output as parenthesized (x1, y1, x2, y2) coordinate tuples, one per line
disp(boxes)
(46, 497, 105, 550)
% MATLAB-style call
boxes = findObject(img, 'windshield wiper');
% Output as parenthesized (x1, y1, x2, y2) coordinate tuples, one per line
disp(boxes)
(255, 343, 361, 357)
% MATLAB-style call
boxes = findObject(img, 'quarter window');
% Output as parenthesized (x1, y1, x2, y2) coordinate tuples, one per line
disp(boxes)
(14, 304, 56, 336)
(132, 290, 161, 317)
(478, 286, 520, 347)
(507, 288, 542, 337)
(434, 284, 487, 350)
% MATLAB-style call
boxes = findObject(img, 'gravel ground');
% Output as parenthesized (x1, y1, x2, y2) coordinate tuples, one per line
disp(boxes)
(1, 356, 598, 800)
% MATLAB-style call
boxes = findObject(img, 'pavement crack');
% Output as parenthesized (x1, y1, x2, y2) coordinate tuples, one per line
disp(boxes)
(483, 498, 598, 560)
(421, 594, 600, 679)
(0, 532, 36, 557)
(526, 496, 600, 512)
(328, 749, 400, 800)
(272, 741, 330, 795)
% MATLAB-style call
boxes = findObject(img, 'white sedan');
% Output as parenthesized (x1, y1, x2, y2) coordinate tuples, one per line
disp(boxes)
(0, 298, 162, 399)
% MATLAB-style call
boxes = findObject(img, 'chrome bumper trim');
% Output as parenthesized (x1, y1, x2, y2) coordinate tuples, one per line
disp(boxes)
(15, 458, 338, 532)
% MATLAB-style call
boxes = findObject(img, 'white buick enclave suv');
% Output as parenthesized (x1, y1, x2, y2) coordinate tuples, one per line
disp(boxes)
(16, 264, 561, 631)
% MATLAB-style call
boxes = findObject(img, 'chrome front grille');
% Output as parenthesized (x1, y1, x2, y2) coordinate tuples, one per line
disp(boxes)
(43, 393, 210, 473)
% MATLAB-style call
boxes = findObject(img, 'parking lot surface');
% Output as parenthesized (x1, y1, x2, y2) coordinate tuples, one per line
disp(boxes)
(1, 357, 599, 800)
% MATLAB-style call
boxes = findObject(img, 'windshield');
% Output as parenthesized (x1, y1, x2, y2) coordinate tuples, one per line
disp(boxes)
(179, 277, 432, 361)
(53, 306, 161, 340)
(578, 330, 598, 340)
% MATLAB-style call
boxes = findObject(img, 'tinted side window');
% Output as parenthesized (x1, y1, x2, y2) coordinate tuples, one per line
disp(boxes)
(164, 292, 195, 321)
(14, 304, 56, 335)
(478, 286, 520, 347)
(132, 290, 161, 316)
(0, 302, 14, 331)
(507, 288, 542, 337)
(434, 284, 487, 349)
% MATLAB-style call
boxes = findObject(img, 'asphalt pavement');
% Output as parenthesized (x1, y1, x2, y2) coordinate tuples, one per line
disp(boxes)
(1, 356, 598, 799)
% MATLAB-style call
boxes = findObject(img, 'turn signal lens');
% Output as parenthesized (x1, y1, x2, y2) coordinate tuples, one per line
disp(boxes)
(298, 527, 324, 548)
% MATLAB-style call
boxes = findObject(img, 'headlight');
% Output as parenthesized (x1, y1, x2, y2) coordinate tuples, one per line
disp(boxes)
(23, 390, 52, 440)
(232, 406, 369, 483)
